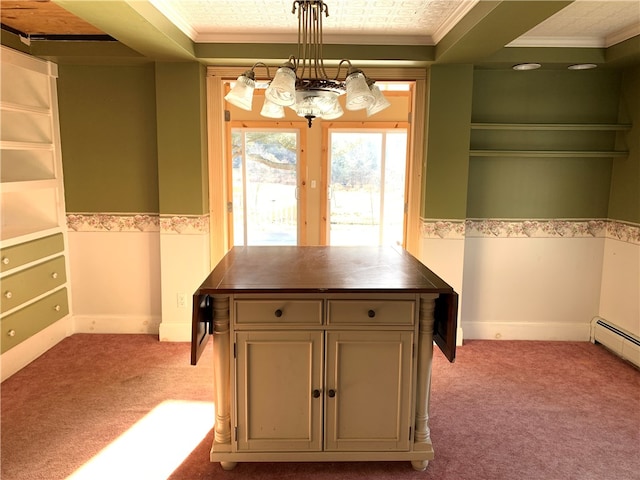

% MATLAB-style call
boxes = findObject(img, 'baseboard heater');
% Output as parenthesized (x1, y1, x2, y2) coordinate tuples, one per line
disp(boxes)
(590, 317, 640, 369)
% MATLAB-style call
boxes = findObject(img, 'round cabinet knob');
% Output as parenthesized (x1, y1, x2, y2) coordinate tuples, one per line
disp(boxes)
(7, 329, 16, 337)
(274, 309, 283, 318)
(54, 305, 61, 312)
(2, 257, 9, 265)
(51, 272, 58, 279)
(312, 389, 321, 398)
(367, 309, 376, 318)
(4, 291, 12, 299)
(328, 389, 336, 398)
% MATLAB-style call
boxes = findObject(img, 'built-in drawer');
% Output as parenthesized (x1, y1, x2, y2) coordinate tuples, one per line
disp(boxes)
(1, 255, 66, 313)
(0, 233, 64, 273)
(235, 299, 323, 325)
(327, 300, 415, 325)
(1, 287, 69, 354)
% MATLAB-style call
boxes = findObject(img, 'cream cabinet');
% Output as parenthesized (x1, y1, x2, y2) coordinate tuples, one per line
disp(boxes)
(192, 246, 459, 472)
(1, 46, 71, 379)
(235, 318, 413, 455)
(236, 329, 323, 452)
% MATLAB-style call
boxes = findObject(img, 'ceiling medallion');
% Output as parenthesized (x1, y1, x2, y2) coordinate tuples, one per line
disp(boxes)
(223, 0, 390, 127)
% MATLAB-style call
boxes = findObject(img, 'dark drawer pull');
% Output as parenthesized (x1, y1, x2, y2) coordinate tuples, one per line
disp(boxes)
(367, 309, 376, 318)
(274, 309, 283, 317)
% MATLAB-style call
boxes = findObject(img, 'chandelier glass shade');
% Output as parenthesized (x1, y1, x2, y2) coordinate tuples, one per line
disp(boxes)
(224, 0, 390, 127)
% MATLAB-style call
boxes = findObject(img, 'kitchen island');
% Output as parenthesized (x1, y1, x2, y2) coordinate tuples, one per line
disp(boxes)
(191, 246, 457, 471)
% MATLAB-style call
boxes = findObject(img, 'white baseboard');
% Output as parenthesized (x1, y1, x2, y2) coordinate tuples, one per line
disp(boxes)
(461, 321, 591, 341)
(73, 315, 161, 335)
(1, 316, 73, 382)
(158, 321, 193, 342)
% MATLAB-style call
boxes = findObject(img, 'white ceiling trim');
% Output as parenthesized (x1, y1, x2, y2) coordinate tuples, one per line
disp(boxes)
(431, 0, 478, 44)
(192, 32, 434, 46)
(606, 22, 640, 47)
(508, 36, 608, 48)
(150, 0, 198, 40)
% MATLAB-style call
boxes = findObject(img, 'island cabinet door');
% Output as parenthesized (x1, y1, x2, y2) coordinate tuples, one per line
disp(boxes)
(236, 331, 323, 452)
(324, 331, 413, 452)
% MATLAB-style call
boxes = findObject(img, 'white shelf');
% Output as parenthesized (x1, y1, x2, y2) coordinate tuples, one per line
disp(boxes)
(1, 179, 58, 192)
(0, 101, 51, 116)
(0, 148, 56, 182)
(1, 108, 53, 144)
(0, 227, 63, 249)
(0, 141, 54, 151)
(1, 45, 67, 249)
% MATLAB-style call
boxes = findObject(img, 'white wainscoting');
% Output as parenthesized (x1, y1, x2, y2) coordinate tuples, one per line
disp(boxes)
(67, 230, 162, 334)
(600, 237, 640, 336)
(66, 213, 211, 341)
(418, 234, 465, 346)
(420, 218, 640, 342)
(157, 231, 211, 342)
(461, 236, 604, 340)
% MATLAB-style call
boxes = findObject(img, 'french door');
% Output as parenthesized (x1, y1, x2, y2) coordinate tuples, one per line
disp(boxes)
(229, 127, 305, 246)
(324, 127, 409, 247)
(228, 124, 408, 247)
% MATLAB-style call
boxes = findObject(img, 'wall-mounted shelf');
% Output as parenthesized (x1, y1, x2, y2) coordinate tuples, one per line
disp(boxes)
(469, 123, 631, 159)
(469, 150, 629, 158)
(470, 123, 632, 131)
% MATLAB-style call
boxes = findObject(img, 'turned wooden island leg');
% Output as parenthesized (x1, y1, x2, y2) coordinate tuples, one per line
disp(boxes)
(412, 293, 439, 472)
(211, 295, 236, 469)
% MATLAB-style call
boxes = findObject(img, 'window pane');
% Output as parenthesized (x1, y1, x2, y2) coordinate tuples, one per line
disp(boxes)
(232, 130, 298, 246)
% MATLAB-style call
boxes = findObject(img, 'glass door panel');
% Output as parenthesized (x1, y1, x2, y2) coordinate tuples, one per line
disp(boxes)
(328, 130, 407, 246)
(231, 129, 299, 245)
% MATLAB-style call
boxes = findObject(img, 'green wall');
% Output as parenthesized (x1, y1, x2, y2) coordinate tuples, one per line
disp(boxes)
(609, 66, 640, 223)
(58, 64, 159, 213)
(467, 68, 623, 219)
(57, 61, 209, 216)
(55, 59, 638, 224)
(422, 64, 473, 220)
(155, 62, 209, 216)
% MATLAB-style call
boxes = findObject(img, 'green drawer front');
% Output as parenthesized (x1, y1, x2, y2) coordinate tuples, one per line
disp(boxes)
(1, 288, 69, 354)
(1, 234, 64, 273)
(1, 256, 66, 313)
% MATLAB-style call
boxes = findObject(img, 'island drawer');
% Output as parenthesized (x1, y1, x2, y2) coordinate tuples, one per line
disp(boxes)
(235, 299, 323, 325)
(327, 300, 415, 325)
(1, 255, 66, 313)
(0, 233, 64, 273)
(1, 287, 69, 354)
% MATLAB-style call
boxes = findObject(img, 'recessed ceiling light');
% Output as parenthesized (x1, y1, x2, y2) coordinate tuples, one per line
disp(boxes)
(567, 63, 598, 70)
(512, 63, 541, 71)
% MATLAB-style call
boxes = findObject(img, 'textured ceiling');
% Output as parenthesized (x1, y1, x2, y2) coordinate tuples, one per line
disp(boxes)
(1, 0, 638, 67)
(150, 0, 477, 45)
(150, 0, 640, 47)
(511, 0, 640, 47)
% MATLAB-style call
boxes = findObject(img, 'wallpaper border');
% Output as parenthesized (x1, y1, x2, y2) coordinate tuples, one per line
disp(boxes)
(66, 213, 639, 244)
(67, 213, 210, 234)
(421, 218, 640, 245)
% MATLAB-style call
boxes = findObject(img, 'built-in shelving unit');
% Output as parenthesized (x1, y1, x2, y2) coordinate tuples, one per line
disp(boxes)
(469, 122, 631, 158)
(1, 46, 71, 381)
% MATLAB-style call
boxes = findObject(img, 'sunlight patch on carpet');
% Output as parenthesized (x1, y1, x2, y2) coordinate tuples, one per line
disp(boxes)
(66, 400, 214, 480)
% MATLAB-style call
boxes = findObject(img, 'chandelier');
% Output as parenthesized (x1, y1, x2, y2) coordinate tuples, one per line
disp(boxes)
(224, 0, 390, 128)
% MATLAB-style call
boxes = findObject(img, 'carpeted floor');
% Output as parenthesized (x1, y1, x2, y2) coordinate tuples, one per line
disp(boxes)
(1, 335, 639, 480)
